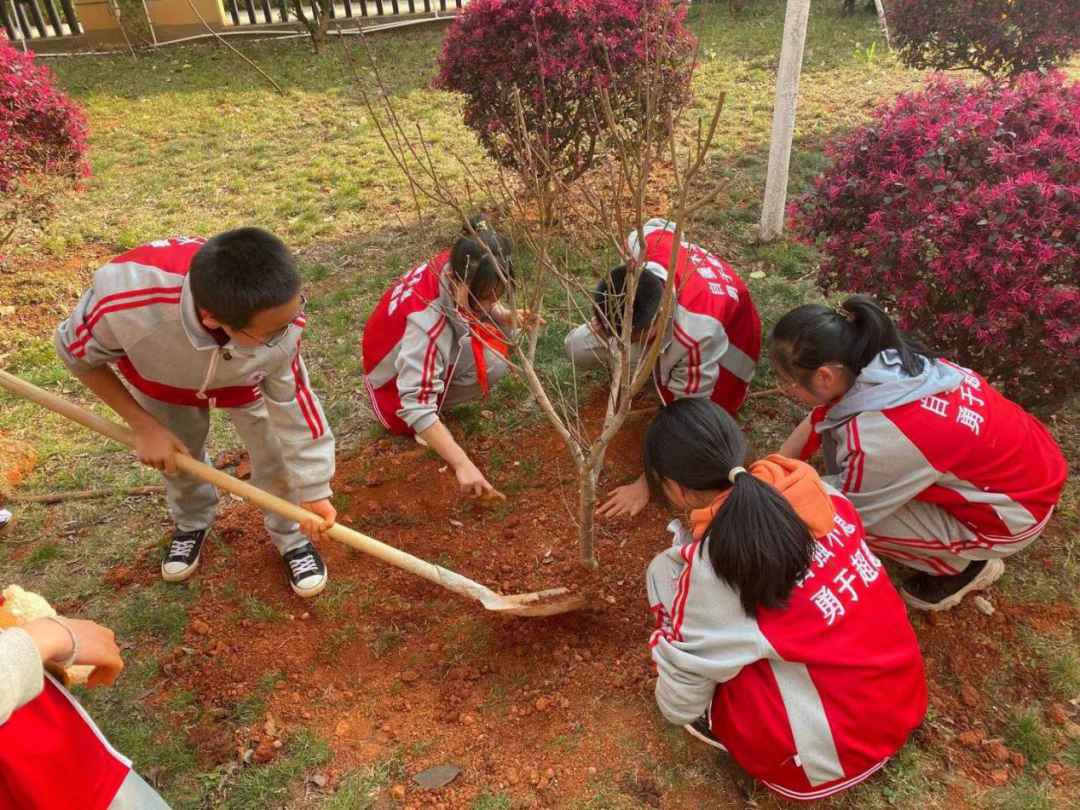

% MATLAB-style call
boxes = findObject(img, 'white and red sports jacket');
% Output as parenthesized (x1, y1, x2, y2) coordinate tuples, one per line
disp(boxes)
(804, 351, 1068, 556)
(0, 629, 131, 809)
(629, 219, 761, 415)
(54, 238, 335, 503)
(648, 457, 926, 801)
(361, 250, 508, 436)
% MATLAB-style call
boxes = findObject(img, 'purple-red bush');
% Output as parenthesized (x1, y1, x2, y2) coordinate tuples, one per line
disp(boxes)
(434, 0, 694, 183)
(1, 36, 89, 246)
(889, 0, 1080, 80)
(792, 72, 1080, 412)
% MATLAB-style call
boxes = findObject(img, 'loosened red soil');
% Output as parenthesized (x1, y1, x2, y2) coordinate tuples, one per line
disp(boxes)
(123, 403, 1080, 807)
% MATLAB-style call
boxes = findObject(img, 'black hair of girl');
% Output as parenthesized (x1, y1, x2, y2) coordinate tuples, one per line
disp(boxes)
(450, 215, 514, 304)
(643, 398, 814, 617)
(770, 294, 939, 385)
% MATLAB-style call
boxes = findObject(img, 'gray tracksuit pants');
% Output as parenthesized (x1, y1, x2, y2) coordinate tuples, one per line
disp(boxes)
(133, 392, 308, 556)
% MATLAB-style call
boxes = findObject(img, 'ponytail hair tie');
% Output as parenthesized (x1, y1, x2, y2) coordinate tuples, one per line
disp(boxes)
(728, 466, 748, 484)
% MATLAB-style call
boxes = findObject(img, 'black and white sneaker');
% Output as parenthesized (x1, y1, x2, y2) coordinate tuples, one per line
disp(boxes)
(283, 543, 327, 598)
(684, 715, 727, 752)
(161, 528, 208, 582)
(0, 508, 15, 537)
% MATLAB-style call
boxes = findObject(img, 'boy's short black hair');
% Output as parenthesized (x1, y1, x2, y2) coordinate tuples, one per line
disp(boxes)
(593, 265, 664, 335)
(189, 228, 300, 328)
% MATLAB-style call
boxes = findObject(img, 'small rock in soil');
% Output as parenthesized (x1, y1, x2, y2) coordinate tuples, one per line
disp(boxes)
(192, 619, 210, 636)
(413, 764, 461, 790)
(957, 729, 986, 748)
(252, 738, 278, 765)
(335, 721, 350, 737)
(972, 596, 995, 615)
(987, 742, 1011, 764)
(400, 670, 419, 683)
(391, 785, 406, 800)
(1047, 704, 1069, 726)
(988, 769, 1010, 787)
(960, 685, 980, 708)
(1009, 752, 1027, 767)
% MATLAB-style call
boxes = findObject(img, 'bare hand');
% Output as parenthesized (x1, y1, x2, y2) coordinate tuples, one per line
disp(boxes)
(597, 476, 650, 519)
(24, 617, 124, 690)
(455, 461, 498, 500)
(299, 499, 337, 543)
(133, 421, 190, 474)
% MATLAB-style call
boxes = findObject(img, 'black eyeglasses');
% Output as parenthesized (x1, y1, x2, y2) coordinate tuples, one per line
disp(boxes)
(240, 294, 307, 348)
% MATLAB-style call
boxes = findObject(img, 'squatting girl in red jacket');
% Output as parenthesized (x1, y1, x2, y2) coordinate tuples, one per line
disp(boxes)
(644, 398, 926, 802)
(771, 295, 1067, 611)
(361, 216, 518, 500)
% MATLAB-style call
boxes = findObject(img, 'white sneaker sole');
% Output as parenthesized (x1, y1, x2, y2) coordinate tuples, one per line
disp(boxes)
(902, 558, 1005, 612)
(291, 572, 328, 599)
(684, 722, 728, 752)
(161, 556, 200, 583)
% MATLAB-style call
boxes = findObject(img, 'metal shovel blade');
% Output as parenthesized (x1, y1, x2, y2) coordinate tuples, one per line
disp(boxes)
(480, 587, 588, 617)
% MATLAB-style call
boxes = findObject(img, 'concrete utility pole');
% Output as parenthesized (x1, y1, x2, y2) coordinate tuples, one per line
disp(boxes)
(759, 0, 811, 242)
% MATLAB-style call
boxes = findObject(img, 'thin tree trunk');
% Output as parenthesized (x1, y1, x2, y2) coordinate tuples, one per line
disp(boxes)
(759, 0, 811, 242)
(577, 462, 599, 571)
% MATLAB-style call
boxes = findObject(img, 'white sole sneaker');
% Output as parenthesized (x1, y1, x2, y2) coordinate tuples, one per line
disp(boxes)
(161, 556, 200, 583)
(901, 558, 1005, 611)
(291, 572, 328, 599)
(684, 722, 728, 752)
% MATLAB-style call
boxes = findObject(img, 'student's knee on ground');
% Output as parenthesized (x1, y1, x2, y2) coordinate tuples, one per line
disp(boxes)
(564, 323, 610, 369)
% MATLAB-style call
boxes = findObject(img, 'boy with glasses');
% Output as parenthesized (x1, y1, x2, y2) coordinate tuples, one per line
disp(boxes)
(55, 229, 335, 597)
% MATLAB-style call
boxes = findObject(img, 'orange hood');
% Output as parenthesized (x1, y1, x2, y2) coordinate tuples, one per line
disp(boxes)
(689, 454, 837, 541)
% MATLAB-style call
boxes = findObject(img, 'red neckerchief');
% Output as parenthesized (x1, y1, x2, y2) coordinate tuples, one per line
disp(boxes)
(461, 311, 509, 397)
(800, 398, 841, 461)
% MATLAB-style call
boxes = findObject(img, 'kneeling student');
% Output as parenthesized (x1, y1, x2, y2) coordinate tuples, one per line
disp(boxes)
(644, 399, 926, 802)
(56, 230, 335, 598)
(362, 216, 517, 501)
(771, 295, 1068, 610)
(565, 218, 762, 518)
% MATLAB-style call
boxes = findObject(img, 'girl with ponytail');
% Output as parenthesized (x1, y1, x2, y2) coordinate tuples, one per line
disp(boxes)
(362, 215, 521, 500)
(770, 295, 1067, 611)
(644, 398, 925, 802)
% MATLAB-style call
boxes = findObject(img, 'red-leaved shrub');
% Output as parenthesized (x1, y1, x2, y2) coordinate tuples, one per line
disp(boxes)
(792, 72, 1080, 412)
(890, 0, 1080, 80)
(434, 0, 694, 183)
(1, 37, 89, 250)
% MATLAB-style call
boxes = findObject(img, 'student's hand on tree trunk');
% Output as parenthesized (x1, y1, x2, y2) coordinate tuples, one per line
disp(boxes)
(455, 461, 497, 500)
(300, 499, 337, 543)
(132, 420, 190, 474)
(597, 476, 650, 519)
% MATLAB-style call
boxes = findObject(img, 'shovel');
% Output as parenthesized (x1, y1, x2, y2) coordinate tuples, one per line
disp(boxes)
(0, 370, 586, 618)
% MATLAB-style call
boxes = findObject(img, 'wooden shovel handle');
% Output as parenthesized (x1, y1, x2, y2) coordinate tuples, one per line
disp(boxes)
(0, 370, 502, 606)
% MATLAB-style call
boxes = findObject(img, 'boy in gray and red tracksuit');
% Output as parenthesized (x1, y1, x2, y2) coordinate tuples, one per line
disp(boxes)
(55, 230, 336, 597)
(564, 218, 762, 518)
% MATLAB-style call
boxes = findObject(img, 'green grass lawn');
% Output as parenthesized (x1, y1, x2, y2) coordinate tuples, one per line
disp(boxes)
(1, 1, 1077, 807)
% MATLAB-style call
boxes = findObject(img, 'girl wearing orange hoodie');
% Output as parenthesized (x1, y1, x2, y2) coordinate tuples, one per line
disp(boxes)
(643, 399, 925, 802)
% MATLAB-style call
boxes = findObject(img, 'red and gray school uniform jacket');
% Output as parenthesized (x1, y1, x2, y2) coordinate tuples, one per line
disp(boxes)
(0, 628, 131, 809)
(808, 350, 1067, 551)
(54, 237, 335, 503)
(361, 250, 508, 436)
(629, 219, 761, 415)
(648, 488, 926, 801)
